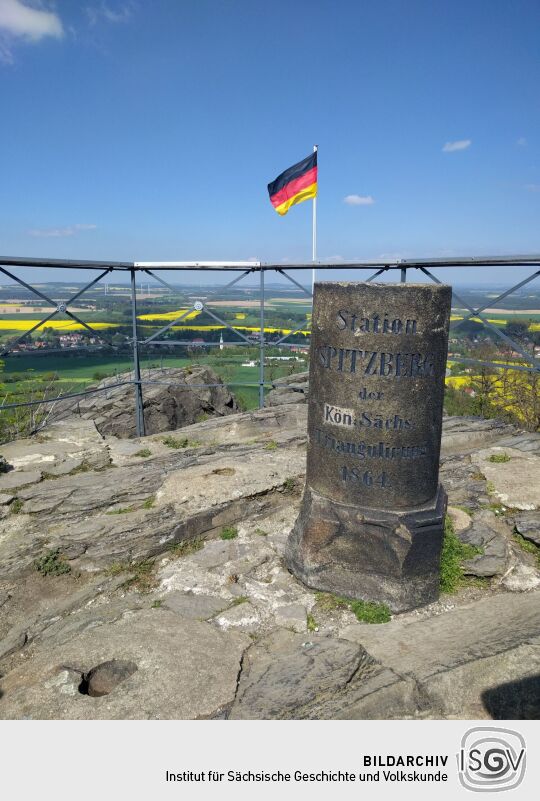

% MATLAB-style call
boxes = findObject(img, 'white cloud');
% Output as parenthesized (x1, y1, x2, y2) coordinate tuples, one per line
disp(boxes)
(442, 139, 472, 153)
(343, 194, 375, 206)
(28, 223, 97, 238)
(517, 137, 527, 147)
(0, 0, 63, 63)
(86, 3, 133, 26)
(378, 252, 405, 261)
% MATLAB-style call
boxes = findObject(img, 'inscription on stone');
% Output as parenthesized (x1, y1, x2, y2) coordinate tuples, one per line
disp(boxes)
(305, 283, 450, 509)
(285, 281, 452, 612)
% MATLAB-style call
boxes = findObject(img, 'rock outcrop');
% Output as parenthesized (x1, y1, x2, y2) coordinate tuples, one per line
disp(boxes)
(64, 366, 238, 438)
(0, 409, 539, 719)
(265, 371, 309, 406)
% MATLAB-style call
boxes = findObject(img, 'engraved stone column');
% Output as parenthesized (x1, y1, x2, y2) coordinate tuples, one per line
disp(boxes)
(285, 281, 452, 612)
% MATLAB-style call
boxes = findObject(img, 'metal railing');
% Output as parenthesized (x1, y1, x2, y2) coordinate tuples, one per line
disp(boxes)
(0, 255, 539, 438)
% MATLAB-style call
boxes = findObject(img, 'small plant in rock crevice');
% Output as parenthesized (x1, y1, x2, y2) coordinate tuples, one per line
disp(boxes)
(221, 525, 238, 540)
(349, 600, 391, 624)
(106, 559, 157, 593)
(314, 591, 390, 623)
(10, 497, 23, 514)
(488, 453, 511, 463)
(513, 530, 540, 566)
(168, 538, 204, 558)
(34, 548, 71, 576)
(440, 515, 483, 594)
(230, 595, 248, 606)
(162, 435, 201, 449)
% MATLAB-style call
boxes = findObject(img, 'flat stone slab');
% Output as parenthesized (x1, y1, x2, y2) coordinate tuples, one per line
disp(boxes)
(459, 510, 511, 577)
(339, 590, 540, 718)
(214, 602, 261, 632)
(0, 470, 42, 491)
(441, 417, 516, 455)
(341, 590, 540, 680)
(502, 564, 540, 593)
(0, 609, 249, 719)
(162, 592, 229, 619)
(0, 406, 307, 578)
(471, 447, 540, 510)
(229, 630, 374, 719)
(447, 505, 472, 535)
(274, 603, 307, 633)
(514, 512, 540, 546)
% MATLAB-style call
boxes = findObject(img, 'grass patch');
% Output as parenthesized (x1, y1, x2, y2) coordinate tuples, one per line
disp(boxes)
(230, 595, 248, 606)
(488, 453, 511, 463)
(440, 515, 483, 594)
(151, 599, 163, 608)
(513, 531, 540, 565)
(349, 600, 391, 624)
(134, 448, 152, 458)
(105, 559, 157, 592)
(34, 548, 71, 576)
(221, 525, 238, 540)
(314, 591, 390, 623)
(264, 440, 278, 450)
(283, 477, 296, 492)
(161, 435, 201, 449)
(462, 575, 492, 589)
(462, 542, 484, 559)
(315, 592, 350, 612)
(307, 613, 318, 632)
(106, 506, 134, 515)
(454, 504, 474, 516)
(168, 537, 204, 558)
(10, 497, 23, 514)
(104, 563, 126, 576)
(471, 472, 486, 482)
(486, 480, 496, 493)
(142, 497, 155, 510)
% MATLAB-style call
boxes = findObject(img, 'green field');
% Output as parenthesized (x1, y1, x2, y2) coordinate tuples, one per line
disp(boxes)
(0, 351, 300, 411)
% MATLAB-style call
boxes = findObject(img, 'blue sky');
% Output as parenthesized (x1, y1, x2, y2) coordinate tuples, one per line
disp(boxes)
(0, 0, 539, 286)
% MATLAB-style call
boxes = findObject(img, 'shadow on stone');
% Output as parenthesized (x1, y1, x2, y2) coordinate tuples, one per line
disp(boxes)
(78, 659, 138, 698)
(482, 674, 540, 719)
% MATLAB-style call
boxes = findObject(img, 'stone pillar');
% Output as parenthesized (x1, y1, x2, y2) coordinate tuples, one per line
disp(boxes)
(285, 281, 451, 612)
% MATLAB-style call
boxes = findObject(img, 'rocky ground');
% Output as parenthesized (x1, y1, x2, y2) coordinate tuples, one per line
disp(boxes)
(54, 365, 238, 437)
(265, 371, 309, 406)
(0, 405, 539, 719)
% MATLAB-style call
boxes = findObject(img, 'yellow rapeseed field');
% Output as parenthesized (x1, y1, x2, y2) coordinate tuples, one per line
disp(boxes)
(137, 309, 201, 321)
(0, 320, 118, 331)
(445, 375, 475, 387)
(169, 324, 310, 335)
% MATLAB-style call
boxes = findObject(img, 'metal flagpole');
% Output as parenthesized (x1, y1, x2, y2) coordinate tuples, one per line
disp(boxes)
(312, 144, 318, 292)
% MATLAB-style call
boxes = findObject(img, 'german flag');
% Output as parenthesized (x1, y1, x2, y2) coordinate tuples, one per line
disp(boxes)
(267, 151, 317, 216)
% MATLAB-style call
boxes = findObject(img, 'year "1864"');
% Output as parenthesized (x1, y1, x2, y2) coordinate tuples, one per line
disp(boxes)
(340, 467, 391, 487)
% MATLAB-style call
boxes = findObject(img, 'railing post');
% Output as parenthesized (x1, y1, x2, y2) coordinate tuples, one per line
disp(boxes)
(259, 267, 265, 409)
(130, 268, 145, 437)
(400, 267, 407, 283)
